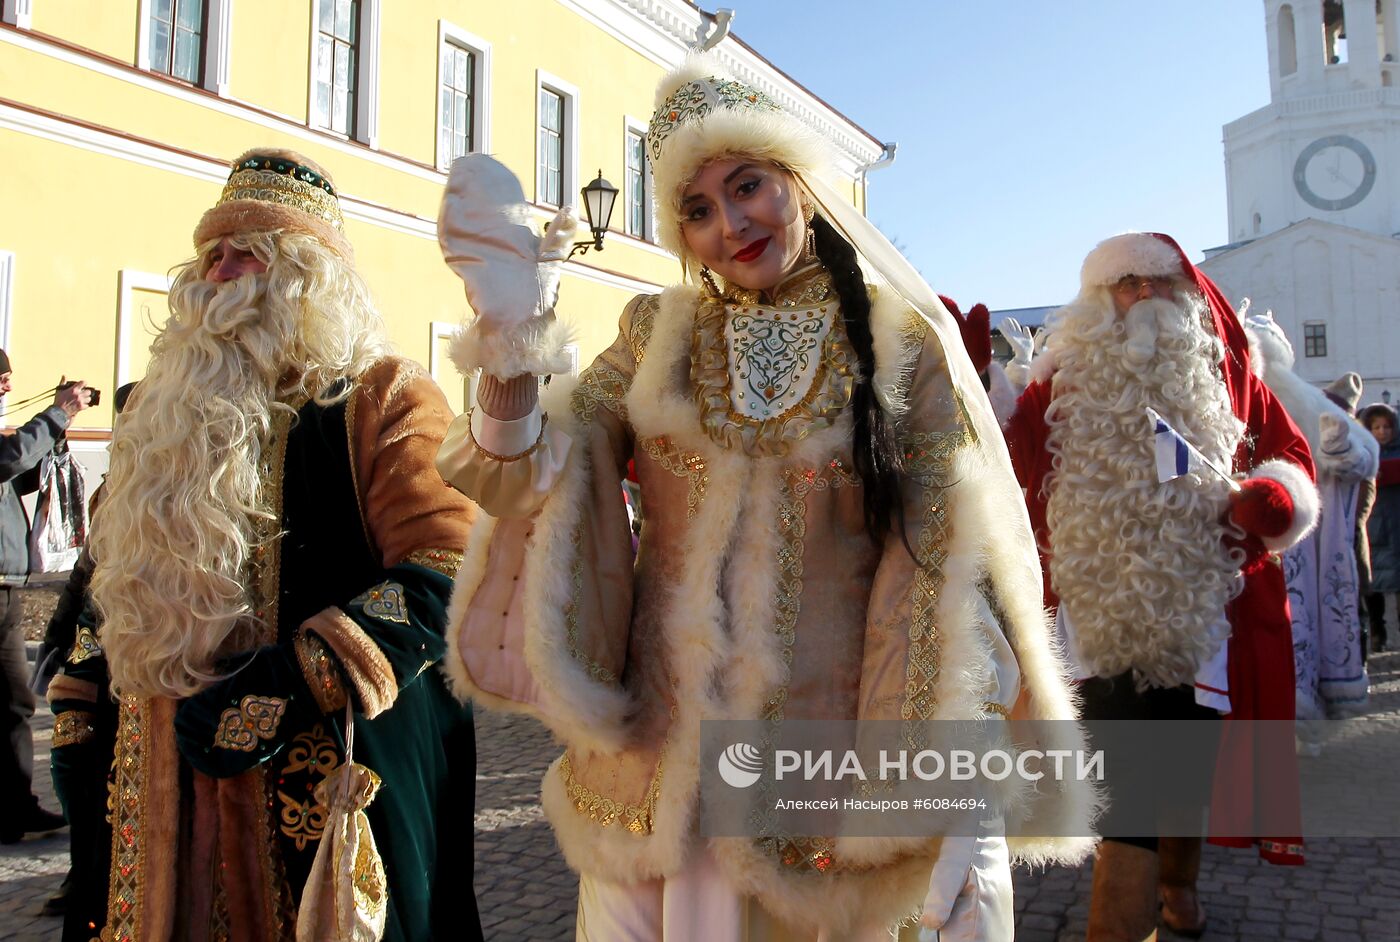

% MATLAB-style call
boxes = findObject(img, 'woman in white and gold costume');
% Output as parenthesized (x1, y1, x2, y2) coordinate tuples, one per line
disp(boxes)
(435, 58, 1097, 940)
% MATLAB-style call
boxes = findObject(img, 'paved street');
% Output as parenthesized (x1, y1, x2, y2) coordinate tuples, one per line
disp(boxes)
(5, 650, 1399, 941)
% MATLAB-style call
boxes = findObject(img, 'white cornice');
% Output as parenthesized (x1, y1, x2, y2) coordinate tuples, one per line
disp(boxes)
(553, 0, 885, 175)
(0, 101, 438, 240)
(0, 24, 447, 185)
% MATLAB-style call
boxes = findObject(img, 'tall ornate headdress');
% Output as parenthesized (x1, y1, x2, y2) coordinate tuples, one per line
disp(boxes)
(645, 57, 830, 260)
(192, 147, 353, 261)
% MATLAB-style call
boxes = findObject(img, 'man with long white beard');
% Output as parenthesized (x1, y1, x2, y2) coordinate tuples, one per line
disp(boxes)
(1003, 233, 1318, 942)
(88, 148, 481, 941)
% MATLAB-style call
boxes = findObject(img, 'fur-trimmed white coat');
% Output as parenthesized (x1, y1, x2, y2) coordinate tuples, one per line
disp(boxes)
(437, 285, 1097, 935)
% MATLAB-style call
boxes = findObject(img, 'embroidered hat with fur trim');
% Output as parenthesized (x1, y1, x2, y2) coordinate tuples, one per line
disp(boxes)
(193, 147, 353, 261)
(646, 57, 831, 261)
(1079, 231, 1184, 290)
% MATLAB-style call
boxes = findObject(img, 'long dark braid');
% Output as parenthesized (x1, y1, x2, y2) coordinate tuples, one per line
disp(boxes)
(811, 214, 908, 545)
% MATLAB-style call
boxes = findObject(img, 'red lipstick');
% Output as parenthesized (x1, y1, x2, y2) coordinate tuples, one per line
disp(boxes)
(733, 237, 771, 263)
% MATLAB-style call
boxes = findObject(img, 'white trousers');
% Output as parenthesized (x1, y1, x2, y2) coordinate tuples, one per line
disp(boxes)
(575, 838, 1013, 942)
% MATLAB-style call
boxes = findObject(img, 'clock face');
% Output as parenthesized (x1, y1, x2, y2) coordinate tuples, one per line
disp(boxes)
(1293, 135, 1377, 211)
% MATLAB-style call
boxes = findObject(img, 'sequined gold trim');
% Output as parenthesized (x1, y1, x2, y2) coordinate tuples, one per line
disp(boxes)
(466, 408, 548, 462)
(763, 460, 860, 724)
(572, 363, 631, 425)
(401, 548, 464, 579)
(52, 709, 97, 747)
(720, 264, 834, 308)
(639, 436, 708, 520)
(646, 75, 781, 160)
(901, 428, 971, 723)
(250, 396, 305, 643)
(350, 582, 409, 624)
(69, 624, 102, 663)
(691, 292, 857, 458)
(558, 747, 664, 835)
(214, 695, 288, 751)
(104, 697, 143, 942)
(295, 630, 349, 714)
(982, 701, 1010, 720)
(218, 168, 345, 231)
(627, 295, 659, 365)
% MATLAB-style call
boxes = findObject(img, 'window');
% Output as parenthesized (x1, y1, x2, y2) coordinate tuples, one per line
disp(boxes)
(314, 0, 360, 136)
(625, 126, 650, 240)
(1304, 322, 1327, 357)
(435, 23, 490, 169)
(1278, 4, 1297, 76)
(440, 44, 476, 163)
(539, 88, 565, 206)
(148, 0, 207, 84)
(1324, 0, 1347, 64)
(534, 72, 578, 207)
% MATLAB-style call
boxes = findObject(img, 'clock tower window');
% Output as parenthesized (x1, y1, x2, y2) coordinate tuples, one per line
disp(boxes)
(1324, 0, 1348, 64)
(1279, 4, 1298, 76)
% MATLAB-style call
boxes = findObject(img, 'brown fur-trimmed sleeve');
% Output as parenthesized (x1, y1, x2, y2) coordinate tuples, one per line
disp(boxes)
(350, 356, 477, 569)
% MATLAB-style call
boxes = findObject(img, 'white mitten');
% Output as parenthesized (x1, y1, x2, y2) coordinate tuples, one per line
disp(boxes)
(996, 317, 1035, 390)
(439, 154, 579, 380)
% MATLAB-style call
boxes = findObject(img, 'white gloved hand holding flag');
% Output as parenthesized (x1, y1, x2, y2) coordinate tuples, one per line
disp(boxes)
(439, 154, 579, 380)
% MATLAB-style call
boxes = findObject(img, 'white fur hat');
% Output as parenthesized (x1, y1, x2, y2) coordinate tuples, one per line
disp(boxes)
(645, 56, 831, 260)
(1079, 232, 1183, 290)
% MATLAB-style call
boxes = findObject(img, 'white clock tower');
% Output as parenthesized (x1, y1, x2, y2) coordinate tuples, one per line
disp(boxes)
(1202, 0, 1400, 401)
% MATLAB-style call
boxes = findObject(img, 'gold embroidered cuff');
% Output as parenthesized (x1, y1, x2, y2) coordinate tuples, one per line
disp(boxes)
(302, 608, 398, 719)
(982, 701, 1011, 720)
(399, 548, 465, 579)
(53, 710, 98, 747)
(295, 630, 349, 714)
(466, 408, 548, 462)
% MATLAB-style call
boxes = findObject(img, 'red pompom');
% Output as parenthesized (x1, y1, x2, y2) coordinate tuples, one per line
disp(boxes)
(942, 295, 992, 375)
(1228, 476, 1294, 539)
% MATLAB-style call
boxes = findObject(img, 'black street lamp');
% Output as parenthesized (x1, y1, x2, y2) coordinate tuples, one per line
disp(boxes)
(569, 170, 619, 258)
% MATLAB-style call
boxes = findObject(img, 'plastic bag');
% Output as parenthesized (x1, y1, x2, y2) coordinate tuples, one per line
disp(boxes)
(29, 449, 86, 573)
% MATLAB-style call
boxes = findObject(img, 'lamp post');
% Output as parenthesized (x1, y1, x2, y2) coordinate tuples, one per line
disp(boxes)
(569, 170, 619, 258)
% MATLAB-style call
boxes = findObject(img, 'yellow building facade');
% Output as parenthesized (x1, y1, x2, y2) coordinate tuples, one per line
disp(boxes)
(0, 0, 886, 478)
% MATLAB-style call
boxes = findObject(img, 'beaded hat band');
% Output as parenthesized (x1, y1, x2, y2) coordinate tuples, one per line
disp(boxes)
(644, 58, 830, 262)
(193, 148, 353, 261)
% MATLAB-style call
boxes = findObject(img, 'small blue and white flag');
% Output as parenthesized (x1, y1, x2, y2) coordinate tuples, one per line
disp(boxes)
(1146, 407, 1238, 489)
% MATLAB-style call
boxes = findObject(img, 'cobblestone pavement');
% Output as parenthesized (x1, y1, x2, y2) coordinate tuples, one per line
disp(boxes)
(5, 649, 1399, 941)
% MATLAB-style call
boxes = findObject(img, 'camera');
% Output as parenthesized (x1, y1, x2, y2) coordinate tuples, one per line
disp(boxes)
(58, 381, 101, 407)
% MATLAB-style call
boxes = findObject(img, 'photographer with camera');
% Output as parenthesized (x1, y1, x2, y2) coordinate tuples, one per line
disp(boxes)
(0, 349, 94, 844)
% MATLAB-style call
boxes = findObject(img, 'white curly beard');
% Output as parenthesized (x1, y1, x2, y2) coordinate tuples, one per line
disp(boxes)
(1042, 290, 1246, 688)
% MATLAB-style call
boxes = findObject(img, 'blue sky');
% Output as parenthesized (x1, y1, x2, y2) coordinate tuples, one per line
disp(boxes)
(730, 2, 1270, 309)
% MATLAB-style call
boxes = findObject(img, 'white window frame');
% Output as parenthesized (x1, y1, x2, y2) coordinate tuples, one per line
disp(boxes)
(136, 0, 233, 95)
(428, 320, 475, 410)
(535, 70, 579, 208)
(116, 269, 174, 388)
(2, 0, 32, 29)
(0, 251, 15, 354)
(307, 0, 380, 148)
(622, 115, 653, 242)
(434, 20, 491, 171)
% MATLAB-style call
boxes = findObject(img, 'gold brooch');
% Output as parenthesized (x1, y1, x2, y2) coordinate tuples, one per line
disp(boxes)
(213, 694, 288, 751)
(351, 582, 409, 625)
(70, 625, 103, 664)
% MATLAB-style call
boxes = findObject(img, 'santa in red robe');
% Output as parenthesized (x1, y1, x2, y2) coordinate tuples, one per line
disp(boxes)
(1000, 232, 1318, 939)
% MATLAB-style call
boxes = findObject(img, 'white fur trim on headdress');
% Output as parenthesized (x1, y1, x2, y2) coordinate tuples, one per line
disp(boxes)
(647, 56, 831, 260)
(1248, 458, 1320, 553)
(1080, 232, 1183, 290)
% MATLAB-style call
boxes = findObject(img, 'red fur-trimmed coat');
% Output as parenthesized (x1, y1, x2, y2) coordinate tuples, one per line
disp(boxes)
(1003, 365, 1317, 865)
